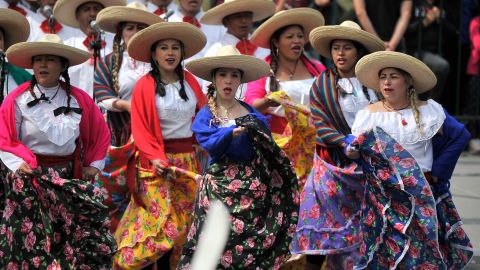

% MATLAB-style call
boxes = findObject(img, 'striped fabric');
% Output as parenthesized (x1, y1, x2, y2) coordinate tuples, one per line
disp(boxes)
(94, 52, 120, 103)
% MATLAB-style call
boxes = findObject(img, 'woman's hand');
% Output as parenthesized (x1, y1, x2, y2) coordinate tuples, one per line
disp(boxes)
(151, 159, 167, 175)
(16, 162, 34, 179)
(113, 99, 131, 112)
(232, 127, 247, 138)
(82, 166, 99, 182)
(264, 97, 280, 108)
(346, 146, 361, 160)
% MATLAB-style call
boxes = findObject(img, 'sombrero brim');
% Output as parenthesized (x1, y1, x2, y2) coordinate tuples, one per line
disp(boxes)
(309, 25, 385, 58)
(252, 8, 325, 49)
(186, 55, 270, 83)
(127, 22, 207, 62)
(96, 6, 163, 33)
(355, 51, 437, 93)
(0, 9, 30, 48)
(200, 0, 275, 25)
(6, 42, 90, 69)
(53, 0, 126, 28)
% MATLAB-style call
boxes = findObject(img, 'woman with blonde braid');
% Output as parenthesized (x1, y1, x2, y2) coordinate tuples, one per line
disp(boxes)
(245, 8, 326, 189)
(113, 22, 207, 269)
(343, 51, 473, 269)
(178, 45, 299, 269)
(93, 1, 163, 232)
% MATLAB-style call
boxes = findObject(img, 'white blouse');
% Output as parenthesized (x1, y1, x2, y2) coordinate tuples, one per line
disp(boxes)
(156, 81, 197, 139)
(266, 77, 315, 117)
(0, 84, 104, 172)
(99, 52, 150, 112)
(351, 99, 446, 172)
(337, 77, 378, 128)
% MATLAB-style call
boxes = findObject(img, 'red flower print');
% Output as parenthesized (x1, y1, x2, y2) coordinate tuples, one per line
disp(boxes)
(24, 231, 36, 252)
(32, 257, 41, 268)
(240, 195, 253, 209)
(6, 262, 18, 270)
(64, 243, 74, 261)
(23, 198, 32, 210)
(392, 202, 410, 216)
(360, 242, 366, 255)
(421, 185, 433, 197)
(235, 245, 243, 255)
(149, 200, 160, 219)
(298, 235, 309, 251)
(227, 180, 242, 192)
(21, 261, 28, 270)
(385, 238, 400, 253)
(220, 250, 233, 267)
(308, 205, 321, 219)
(372, 141, 386, 153)
(263, 233, 276, 248)
(122, 248, 134, 265)
(12, 178, 24, 193)
(245, 254, 254, 266)
(247, 237, 255, 248)
(21, 217, 33, 233)
(393, 143, 404, 152)
(271, 171, 283, 188)
(377, 169, 391, 181)
(393, 223, 405, 232)
(389, 156, 401, 163)
(355, 134, 366, 145)
(225, 165, 239, 179)
(420, 207, 435, 217)
(46, 260, 61, 270)
(457, 228, 466, 240)
(365, 209, 375, 227)
(4, 199, 17, 221)
(245, 166, 252, 177)
(325, 180, 337, 197)
(165, 221, 178, 240)
(98, 243, 111, 254)
(249, 179, 260, 189)
(44, 236, 51, 254)
(399, 158, 416, 169)
(419, 262, 439, 270)
(402, 175, 417, 187)
(408, 244, 420, 258)
(225, 196, 233, 206)
(232, 219, 244, 234)
(277, 212, 283, 225)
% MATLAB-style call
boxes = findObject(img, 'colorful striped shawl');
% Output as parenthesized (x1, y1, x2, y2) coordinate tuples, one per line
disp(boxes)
(94, 52, 120, 103)
(310, 69, 350, 147)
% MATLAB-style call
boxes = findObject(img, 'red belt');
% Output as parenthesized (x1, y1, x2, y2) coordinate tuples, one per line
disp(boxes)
(35, 146, 82, 180)
(164, 137, 194, 154)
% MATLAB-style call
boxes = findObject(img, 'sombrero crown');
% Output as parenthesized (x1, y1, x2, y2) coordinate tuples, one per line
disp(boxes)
(96, 1, 163, 33)
(53, 0, 126, 29)
(186, 45, 270, 83)
(200, 0, 275, 25)
(252, 8, 325, 49)
(127, 22, 207, 62)
(355, 51, 437, 93)
(0, 8, 30, 49)
(309, 20, 385, 58)
(6, 34, 90, 69)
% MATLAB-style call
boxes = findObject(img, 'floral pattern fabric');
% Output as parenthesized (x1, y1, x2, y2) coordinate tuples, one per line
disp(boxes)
(177, 114, 299, 270)
(0, 160, 116, 269)
(268, 90, 316, 189)
(113, 152, 201, 270)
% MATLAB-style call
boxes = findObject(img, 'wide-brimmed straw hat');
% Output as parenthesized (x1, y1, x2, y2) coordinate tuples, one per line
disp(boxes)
(309, 20, 385, 58)
(6, 34, 90, 69)
(252, 8, 325, 49)
(0, 8, 30, 49)
(200, 0, 275, 25)
(53, 0, 126, 29)
(127, 22, 206, 62)
(186, 45, 270, 83)
(96, 1, 163, 33)
(355, 51, 437, 93)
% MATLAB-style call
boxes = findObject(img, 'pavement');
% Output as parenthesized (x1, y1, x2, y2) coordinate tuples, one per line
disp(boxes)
(451, 153, 480, 269)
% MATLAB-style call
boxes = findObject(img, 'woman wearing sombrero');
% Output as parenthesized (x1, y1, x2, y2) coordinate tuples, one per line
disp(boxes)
(345, 51, 473, 269)
(0, 8, 32, 100)
(291, 21, 384, 269)
(178, 45, 299, 269)
(93, 1, 163, 232)
(245, 8, 326, 189)
(113, 22, 207, 269)
(0, 34, 114, 268)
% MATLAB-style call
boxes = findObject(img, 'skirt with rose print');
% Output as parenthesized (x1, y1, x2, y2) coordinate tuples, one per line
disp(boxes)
(294, 127, 474, 269)
(0, 160, 116, 269)
(113, 151, 201, 270)
(177, 114, 299, 270)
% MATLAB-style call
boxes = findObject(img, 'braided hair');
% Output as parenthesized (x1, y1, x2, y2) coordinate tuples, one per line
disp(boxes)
(60, 58, 73, 110)
(0, 28, 7, 104)
(149, 40, 188, 101)
(111, 23, 124, 96)
(396, 68, 422, 132)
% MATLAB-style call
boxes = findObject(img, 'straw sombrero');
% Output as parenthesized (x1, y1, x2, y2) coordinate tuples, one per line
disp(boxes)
(355, 51, 437, 93)
(200, 0, 275, 25)
(0, 8, 30, 49)
(127, 22, 206, 62)
(53, 0, 126, 29)
(252, 8, 325, 49)
(309, 20, 384, 58)
(96, 1, 163, 33)
(186, 45, 270, 83)
(6, 34, 90, 69)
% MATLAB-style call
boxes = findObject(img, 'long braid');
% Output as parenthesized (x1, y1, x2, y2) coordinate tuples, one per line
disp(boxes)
(269, 40, 280, 92)
(206, 82, 221, 125)
(149, 58, 166, 97)
(28, 75, 38, 98)
(175, 60, 189, 101)
(112, 31, 123, 96)
(61, 68, 72, 110)
(409, 87, 423, 133)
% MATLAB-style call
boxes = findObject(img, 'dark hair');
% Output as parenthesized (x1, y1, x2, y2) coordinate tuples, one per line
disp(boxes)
(268, 24, 321, 92)
(149, 39, 188, 101)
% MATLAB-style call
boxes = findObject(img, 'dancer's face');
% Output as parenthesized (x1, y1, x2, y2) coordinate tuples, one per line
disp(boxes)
(214, 68, 242, 101)
(152, 39, 182, 73)
(32, 55, 66, 88)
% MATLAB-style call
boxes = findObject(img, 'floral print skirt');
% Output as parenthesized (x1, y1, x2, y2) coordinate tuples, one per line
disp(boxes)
(177, 114, 299, 270)
(113, 151, 200, 270)
(0, 160, 116, 269)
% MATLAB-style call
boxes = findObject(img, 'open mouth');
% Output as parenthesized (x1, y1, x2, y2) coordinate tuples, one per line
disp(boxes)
(165, 58, 176, 65)
(291, 45, 302, 54)
(223, 87, 233, 94)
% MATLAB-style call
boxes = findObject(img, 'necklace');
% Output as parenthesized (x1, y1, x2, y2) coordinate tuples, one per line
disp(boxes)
(281, 59, 299, 80)
(218, 101, 237, 119)
(382, 100, 410, 126)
